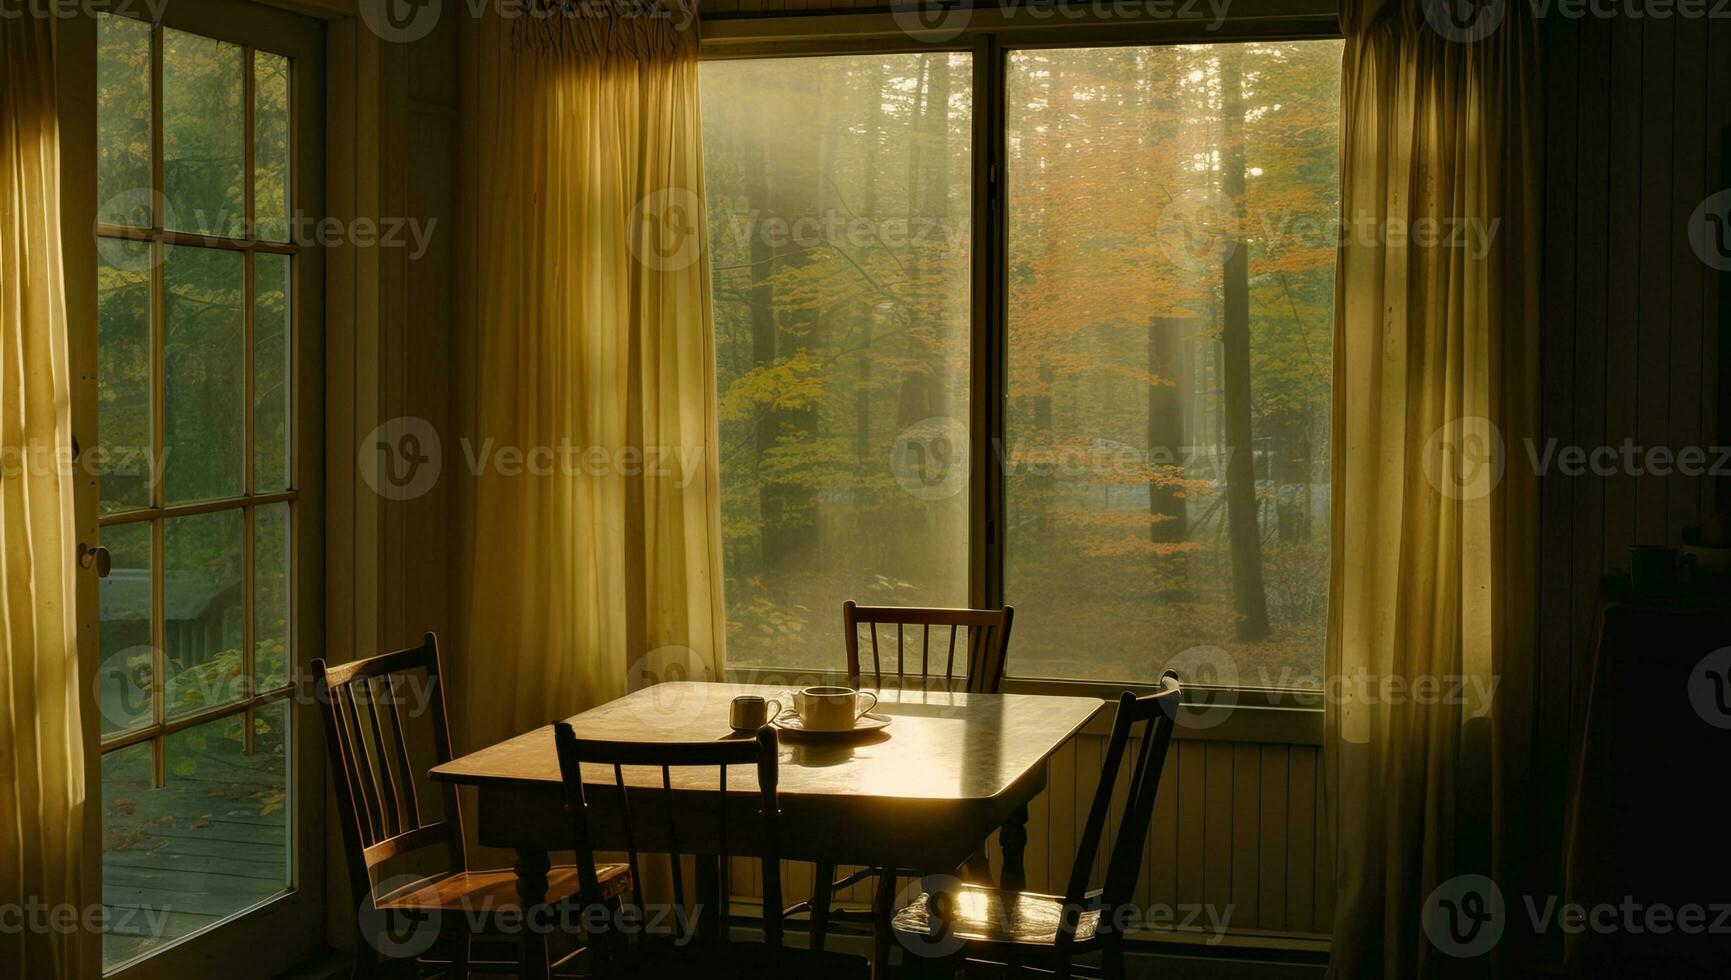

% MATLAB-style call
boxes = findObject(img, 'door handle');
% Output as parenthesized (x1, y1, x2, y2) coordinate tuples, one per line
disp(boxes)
(78, 543, 112, 578)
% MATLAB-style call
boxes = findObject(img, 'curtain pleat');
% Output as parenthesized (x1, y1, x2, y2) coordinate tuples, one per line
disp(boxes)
(1, 15, 87, 980)
(1326, 2, 1542, 976)
(458, 5, 725, 757)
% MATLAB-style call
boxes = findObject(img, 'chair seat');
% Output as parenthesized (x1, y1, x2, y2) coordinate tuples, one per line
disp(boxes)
(377, 863, 631, 914)
(891, 882, 1101, 948)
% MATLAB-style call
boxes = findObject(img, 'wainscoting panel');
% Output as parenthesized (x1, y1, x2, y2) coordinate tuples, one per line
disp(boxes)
(727, 733, 1333, 940)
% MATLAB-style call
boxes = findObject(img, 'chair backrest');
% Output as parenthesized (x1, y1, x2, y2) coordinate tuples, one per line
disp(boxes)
(552, 724, 783, 960)
(1060, 671, 1182, 948)
(843, 601, 1015, 692)
(312, 633, 463, 910)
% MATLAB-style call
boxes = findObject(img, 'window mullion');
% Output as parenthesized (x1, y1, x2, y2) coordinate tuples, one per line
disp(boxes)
(971, 34, 1008, 611)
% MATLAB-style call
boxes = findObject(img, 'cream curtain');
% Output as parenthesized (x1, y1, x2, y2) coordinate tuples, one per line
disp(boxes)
(456, 3, 725, 753)
(1326, 0, 1541, 975)
(1, 16, 87, 980)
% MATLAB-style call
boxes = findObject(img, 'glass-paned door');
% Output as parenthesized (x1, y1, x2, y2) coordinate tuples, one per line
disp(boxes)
(90, 8, 321, 974)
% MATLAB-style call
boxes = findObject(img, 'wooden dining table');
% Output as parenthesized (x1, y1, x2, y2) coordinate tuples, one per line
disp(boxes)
(430, 681, 1102, 980)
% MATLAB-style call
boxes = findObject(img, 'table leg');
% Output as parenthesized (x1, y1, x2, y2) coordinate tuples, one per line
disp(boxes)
(1000, 803, 1030, 893)
(871, 870, 896, 980)
(513, 847, 552, 980)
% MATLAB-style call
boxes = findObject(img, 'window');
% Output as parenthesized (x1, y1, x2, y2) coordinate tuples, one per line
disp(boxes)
(93, 11, 314, 972)
(1004, 43, 1341, 689)
(701, 53, 974, 672)
(701, 38, 1340, 691)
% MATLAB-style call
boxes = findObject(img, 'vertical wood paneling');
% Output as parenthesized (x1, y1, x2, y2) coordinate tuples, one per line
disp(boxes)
(1666, 16, 1706, 546)
(1635, 14, 1675, 548)
(1145, 740, 1179, 912)
(1602, 15, 1644, 580)
(1257, 745, 1289, 929)
(1229, 743, 1261, 928)
(1047, 736, 1077, 892)
(1286, 746, 1319, 932)
(727, 736, 1333, 939)
(1201, 742, 1235, 918)
(1174, 741, 1207, 907)
(1536, 10, 1726, 915)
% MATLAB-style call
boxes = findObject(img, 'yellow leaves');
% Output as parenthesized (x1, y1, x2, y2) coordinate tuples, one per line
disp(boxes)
(719, 350, 827, 423)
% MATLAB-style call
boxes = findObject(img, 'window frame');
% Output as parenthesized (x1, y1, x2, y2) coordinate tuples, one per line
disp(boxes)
(64, 1, 328, 976)
(699, 10, 1340, 734)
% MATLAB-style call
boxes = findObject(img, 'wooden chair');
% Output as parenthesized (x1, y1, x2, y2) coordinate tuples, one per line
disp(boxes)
(842, 600, 1015, 693)
(889, 671, 1183, 980)
(795, 602, 1015, 964)
(550, 723, 869, 980)
(314, 634, 629, 978)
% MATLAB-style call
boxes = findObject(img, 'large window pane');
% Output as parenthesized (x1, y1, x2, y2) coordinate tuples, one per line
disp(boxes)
(254, 503, 290, 690)
(99, 522, 155, 737)
(253, 52, 291, 243)
(254, 253, 291, 492)
(1005, 42, 1341, 688)
(163, 509, 246, 717)
(164, 245, 246, 503)
(97, 238, 154, 513)
(101, 703, 290, 970)
(163, 28, 245, 239)
(701, 54, 973, 670)
(96, 13, 153, 228)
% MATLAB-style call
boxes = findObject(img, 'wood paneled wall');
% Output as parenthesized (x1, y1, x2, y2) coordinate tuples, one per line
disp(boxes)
(323, 13, 460, 948)
(1533, 7, 1730, 896)
(723, 734, 1334, 940)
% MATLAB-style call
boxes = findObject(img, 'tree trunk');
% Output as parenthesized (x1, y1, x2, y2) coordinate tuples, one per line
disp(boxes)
(1147, 316, 1188, 544)
(1219, 49, 1270, 641)
(855, 61, 885, 488)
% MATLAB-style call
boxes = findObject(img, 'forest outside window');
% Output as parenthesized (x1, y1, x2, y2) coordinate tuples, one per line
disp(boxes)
(701, 39, 1341, 692)
(94, 11, 301, 971)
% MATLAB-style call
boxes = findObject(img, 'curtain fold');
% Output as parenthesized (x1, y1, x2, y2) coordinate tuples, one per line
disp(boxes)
(1326, 1, 1542, 976)
(458, 2, 725, 754)
(1, 16, 86, 980)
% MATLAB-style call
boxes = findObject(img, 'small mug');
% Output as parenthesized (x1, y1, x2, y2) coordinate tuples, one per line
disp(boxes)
(792, 686, 879, 732)
(730, 695, 782, 731)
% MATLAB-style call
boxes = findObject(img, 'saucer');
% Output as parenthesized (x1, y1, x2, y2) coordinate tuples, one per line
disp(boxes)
(771, 711, 892, 739)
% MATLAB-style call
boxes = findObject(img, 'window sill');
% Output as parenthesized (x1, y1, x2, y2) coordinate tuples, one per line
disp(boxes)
(721, 666, 1325, 745)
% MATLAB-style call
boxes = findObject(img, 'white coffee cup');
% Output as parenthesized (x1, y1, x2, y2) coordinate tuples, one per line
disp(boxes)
(787, 686, 878, 732)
